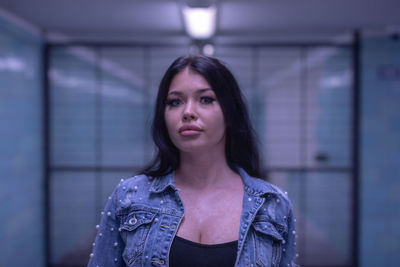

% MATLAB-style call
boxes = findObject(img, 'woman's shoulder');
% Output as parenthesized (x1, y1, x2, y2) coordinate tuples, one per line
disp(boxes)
(250, 177, 291, 201)
(264, 180, 294, 210)
(119, 174, 152, 187)
(112, 174, 153, 200)
(240, 169, 293, 209)
(110, 173, 179, 216)
(119, 173, 158, 189)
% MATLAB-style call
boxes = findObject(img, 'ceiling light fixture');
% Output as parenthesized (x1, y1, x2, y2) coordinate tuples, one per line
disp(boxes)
(182, 1, 217, 40)
(202, 43, 215, 56)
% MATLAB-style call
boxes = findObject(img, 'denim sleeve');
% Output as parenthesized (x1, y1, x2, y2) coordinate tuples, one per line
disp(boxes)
(88, 186, 125, 267)
(280, 207, 299, 267)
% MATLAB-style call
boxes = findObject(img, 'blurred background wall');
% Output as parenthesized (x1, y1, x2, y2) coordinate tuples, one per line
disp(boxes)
(0, 14, 44, 267)
(360, 37, 400, 266)
(0, 1, 399, 266)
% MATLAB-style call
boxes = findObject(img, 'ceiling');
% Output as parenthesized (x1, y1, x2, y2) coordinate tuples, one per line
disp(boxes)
(1, 0, 400, 44)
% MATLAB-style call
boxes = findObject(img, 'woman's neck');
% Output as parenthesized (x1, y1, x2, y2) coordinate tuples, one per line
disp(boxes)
(174, 150, 239, 191)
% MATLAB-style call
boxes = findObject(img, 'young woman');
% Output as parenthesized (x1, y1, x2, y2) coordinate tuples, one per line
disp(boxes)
(88, 55, 298, 267)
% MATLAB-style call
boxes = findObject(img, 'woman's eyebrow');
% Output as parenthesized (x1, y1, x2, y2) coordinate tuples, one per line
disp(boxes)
(167, 88, 212, 96)
(197, 88, 213, 93)
(167, 91, 182, 96)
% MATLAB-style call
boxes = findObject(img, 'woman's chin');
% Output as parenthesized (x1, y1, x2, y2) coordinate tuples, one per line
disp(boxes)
(176, 143, 213, 154)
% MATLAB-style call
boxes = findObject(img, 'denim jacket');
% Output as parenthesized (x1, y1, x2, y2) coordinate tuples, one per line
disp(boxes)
(88, 168, 298, 267)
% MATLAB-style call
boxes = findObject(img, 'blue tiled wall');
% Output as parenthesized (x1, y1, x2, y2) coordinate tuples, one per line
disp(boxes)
(360, 37, 400, 267)
(0, 16, 44, 266)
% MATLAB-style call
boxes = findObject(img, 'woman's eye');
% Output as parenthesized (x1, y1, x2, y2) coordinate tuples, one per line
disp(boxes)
(166, 99, 181, 107)
(200, 96, 215, 104)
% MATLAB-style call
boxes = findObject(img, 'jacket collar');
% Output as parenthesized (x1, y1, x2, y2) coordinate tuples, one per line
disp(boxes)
(149, 172, 176, 193)
(238, 168, 279, 197)
(149, 167, 279, 197)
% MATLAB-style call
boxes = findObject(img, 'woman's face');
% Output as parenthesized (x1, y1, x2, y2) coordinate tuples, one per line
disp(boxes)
(164, 67, 226, 153)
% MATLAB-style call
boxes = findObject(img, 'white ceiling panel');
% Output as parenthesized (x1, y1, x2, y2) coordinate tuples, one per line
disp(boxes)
(1, 0, 399, 43)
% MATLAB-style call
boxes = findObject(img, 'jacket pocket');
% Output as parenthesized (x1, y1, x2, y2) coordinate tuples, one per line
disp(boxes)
(252, 220, 285, 267)
(119, 210, 157, 266)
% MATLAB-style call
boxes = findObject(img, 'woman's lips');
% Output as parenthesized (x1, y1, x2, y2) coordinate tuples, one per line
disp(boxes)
(179, 125, 202, 136)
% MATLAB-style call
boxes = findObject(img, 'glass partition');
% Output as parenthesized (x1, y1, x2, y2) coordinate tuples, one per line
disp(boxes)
(48, 44, 354, 267)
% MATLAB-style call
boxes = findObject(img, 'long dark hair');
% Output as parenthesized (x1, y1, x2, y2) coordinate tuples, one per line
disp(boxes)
(140, 55, 261, 178)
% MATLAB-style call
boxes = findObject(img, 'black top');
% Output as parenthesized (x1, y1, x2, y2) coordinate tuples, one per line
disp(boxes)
(169, 235, 238, 267)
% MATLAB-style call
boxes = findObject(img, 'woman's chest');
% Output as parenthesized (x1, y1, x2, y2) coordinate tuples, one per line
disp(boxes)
(176, 189, 243, 244)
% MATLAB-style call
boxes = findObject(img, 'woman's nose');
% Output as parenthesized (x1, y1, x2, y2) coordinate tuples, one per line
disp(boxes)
(182, 101, 198, 122)
(182, 112, 197, 122)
